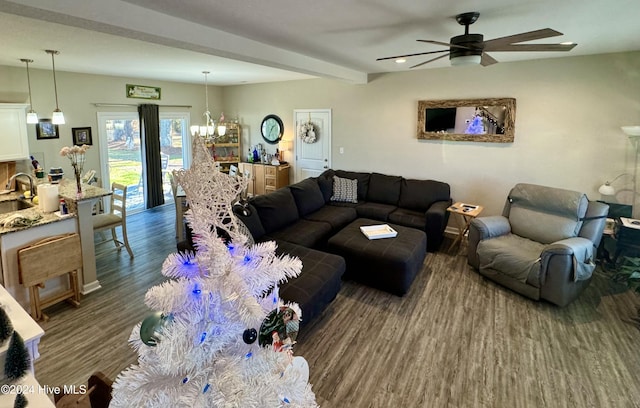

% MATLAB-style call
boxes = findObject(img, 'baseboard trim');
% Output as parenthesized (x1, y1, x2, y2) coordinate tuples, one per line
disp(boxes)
(82, 280, 102, 295)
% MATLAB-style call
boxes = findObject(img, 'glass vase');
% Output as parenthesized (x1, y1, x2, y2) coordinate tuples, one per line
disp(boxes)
(74, 168, 83, 198)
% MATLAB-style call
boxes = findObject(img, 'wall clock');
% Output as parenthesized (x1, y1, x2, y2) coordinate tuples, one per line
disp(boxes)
(261, 114, 284, 144)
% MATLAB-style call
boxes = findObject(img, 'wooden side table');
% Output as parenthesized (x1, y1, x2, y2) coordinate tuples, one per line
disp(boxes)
(447, 202, 484, 250)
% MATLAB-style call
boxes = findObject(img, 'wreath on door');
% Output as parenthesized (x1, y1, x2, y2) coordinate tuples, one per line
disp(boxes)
(298, 120, 318, 144)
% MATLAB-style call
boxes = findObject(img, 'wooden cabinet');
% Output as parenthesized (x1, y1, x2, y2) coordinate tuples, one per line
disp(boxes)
(264, 164, 289, 194)
(239, 162, 290, 196)
(208, 123, 241, 173)
(0, 104, 29, 162)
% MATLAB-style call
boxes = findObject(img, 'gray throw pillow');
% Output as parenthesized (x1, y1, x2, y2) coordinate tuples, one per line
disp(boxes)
(331, 176, 358, 203)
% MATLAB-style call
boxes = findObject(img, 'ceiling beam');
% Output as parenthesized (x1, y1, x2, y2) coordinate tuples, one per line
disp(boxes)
(2, 0, 369, 84)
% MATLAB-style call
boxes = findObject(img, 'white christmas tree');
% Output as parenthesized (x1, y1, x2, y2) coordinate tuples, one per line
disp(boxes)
(110, 138, 318, 407)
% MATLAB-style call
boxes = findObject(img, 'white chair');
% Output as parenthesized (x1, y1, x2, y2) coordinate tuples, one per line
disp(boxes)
(229, 164, 238, 177)
(169, 172, 189, 241)
(92, 182, 134, 258)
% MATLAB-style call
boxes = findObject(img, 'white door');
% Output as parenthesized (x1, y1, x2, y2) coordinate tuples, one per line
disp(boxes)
(294, 109, 331, 182)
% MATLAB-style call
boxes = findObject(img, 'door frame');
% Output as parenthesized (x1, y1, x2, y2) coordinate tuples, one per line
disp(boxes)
(293, 108, 332, 183)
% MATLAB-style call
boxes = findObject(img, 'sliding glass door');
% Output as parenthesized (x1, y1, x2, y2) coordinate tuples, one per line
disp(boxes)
(97, 111, 191, 213)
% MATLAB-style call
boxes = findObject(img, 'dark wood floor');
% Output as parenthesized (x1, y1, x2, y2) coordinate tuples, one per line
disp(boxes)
(34, 206, 640, 407)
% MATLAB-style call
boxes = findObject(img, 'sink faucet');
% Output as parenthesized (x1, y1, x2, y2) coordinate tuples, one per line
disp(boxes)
(6, 173, 36, 197)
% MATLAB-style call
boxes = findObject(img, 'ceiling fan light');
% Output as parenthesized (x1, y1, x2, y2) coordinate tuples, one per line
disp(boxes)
(450, 54, 481, 66)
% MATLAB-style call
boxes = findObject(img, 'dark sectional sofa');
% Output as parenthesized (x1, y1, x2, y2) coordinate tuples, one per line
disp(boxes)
(181, 169, 452, 327)
(233, 169, 451, 323)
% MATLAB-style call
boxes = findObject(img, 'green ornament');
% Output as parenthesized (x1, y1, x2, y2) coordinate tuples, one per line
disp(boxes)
(140, 312, 173, 346)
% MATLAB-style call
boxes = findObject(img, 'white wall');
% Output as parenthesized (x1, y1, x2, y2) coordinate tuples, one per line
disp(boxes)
(0, 66, 222, 185)
(222, 51, 640, 215)
(1, 51, 639, 216)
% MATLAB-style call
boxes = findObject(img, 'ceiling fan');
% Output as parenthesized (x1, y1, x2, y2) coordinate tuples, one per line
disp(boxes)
(377, 12, 577, 68)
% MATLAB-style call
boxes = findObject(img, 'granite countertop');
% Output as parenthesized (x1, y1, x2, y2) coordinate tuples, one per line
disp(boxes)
(0, 179, 111, 236)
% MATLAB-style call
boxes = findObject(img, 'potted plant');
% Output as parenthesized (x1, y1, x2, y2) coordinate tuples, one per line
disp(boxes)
(613, 256, 640, 325)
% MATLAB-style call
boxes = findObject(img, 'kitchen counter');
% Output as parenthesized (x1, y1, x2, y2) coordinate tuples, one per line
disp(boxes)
(0, 179, 112, 310)
(0, 191, 74, 236)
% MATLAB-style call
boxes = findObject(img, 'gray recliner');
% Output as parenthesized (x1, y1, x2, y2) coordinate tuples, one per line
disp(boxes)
(467, 183, 609, 306)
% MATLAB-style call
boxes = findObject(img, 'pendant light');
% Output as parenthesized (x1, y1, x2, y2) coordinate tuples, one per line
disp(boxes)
(190, 71, 215, 139)
(217, 112, 226, 137)
(45, 49, 65, 125)
(20, 58, 38, 124)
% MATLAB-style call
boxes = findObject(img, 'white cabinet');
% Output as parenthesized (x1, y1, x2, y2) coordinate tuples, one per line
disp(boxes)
(0, 104, 29, 162)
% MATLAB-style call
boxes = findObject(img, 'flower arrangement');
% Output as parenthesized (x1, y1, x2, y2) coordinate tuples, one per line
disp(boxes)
(60, 144, 90, 195)
(298, 120, 317, 144)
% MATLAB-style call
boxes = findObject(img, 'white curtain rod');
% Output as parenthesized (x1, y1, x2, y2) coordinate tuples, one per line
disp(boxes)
(92, 103, 192, 108)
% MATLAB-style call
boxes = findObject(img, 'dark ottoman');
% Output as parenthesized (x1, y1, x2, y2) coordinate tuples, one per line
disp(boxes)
(327, 218, 427, 296)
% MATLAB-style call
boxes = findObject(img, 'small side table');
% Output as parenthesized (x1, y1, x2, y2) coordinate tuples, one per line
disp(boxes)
(447, 202, 484, 250)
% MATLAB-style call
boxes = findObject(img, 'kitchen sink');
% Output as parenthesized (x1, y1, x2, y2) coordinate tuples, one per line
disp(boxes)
(0, 199, 35, 214)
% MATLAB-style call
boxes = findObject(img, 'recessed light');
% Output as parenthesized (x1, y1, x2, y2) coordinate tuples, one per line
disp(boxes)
(560, 41, 574, 45)
(395, 58, 407, 64)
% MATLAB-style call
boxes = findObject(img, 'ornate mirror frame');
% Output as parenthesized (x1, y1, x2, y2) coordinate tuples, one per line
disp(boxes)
(417, 98, 516, 143)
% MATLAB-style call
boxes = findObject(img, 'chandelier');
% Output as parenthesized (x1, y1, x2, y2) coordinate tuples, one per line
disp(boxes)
(190, 71, 215, 140)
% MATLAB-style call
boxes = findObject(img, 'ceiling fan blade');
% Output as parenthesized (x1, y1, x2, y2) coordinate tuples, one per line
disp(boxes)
(481, 53, 498, 66)
(483, 28, 563, 49)
(484, 43, 577, 52)
(417, 40, 473, 50)
(376, 49, 449, 61)
(410, 53, 449, 69)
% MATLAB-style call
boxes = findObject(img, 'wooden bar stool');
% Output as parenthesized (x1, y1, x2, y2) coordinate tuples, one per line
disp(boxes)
(17, 233, 82, 321)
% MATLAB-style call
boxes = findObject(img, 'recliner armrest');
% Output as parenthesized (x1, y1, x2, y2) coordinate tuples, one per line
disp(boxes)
(543, 237, 594, 256)
(467, 216, 511, 268)
(470, 216, 511, 240)
(541, 237, 596, 282)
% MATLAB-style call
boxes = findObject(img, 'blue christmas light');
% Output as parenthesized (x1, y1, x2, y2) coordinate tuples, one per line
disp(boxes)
(182, 377, 189, 384)
(203, 383, 211, 393)
(192, 284, 202, 295)
(282, 397, 290, 404)
(243, 255, 251, 264)
(245, 351, 253, 359)
(200, 332, 207, 343)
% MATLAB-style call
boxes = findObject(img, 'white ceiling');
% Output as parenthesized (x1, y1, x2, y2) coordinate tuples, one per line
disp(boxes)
(1, 0, 639, 85)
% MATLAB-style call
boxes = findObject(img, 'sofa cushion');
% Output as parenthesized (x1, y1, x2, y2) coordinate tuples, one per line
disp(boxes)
(289, 178, 325, 216)
(304, 205, 358, 230)
(335, 170, 370, 201)
(251, 188, 299, 234)
(317, 169, 335, 203)
(331, 176, 358, 203)
(266, 219, 332, 248)
(388, 207, 426, 230)
(356, 202, 397, 221)
(398, 179, 451, 212)
(232, 203, 266, 240)
(274, 240, 345, 326)
(367, 173, 401, 206)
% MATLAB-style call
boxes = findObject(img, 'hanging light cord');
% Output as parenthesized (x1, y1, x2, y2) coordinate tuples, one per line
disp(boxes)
(47, 50, 61, 110)
(203, 71, 213, 131)
(20, 59, 34, 110)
